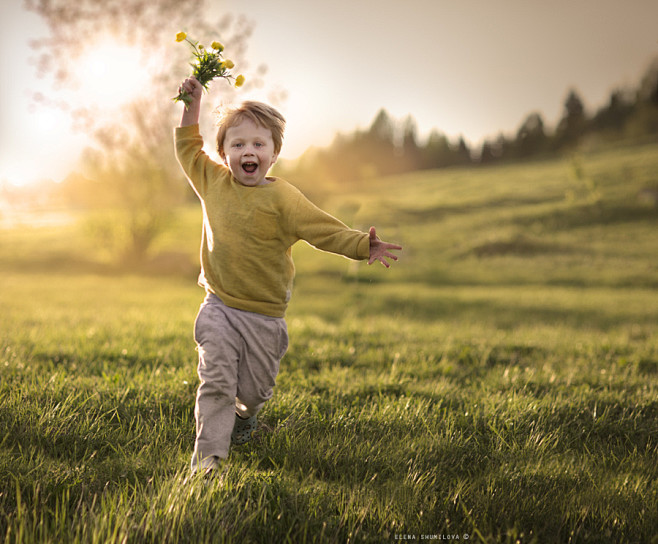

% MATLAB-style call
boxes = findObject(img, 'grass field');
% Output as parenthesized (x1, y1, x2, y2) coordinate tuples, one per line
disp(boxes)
(1, 143, 657, 543)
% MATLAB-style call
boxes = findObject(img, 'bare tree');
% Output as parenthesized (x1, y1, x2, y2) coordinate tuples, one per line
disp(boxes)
(25, 0, 264, 263)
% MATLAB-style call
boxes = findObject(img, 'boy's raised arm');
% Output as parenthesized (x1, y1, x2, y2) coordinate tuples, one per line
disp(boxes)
(178, 77, 204, 127)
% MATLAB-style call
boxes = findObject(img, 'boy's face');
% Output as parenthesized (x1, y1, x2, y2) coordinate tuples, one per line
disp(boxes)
(223, 118, 278, 186)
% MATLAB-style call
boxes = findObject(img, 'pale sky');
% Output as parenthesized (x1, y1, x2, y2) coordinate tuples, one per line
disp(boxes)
(1, 0, 657, 185)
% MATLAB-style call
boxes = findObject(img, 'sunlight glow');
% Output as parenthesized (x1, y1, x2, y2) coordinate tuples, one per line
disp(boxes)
(76, 40, 147, 109)
(0, 106, 83, 186)
(0, 37, 151, 187)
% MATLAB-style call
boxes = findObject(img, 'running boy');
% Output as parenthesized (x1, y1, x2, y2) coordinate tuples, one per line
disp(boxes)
(175, 76, 402, 475)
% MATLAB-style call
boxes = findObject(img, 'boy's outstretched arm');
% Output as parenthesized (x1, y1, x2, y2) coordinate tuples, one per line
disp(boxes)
(367, 227, 402, 268)
(178, 77, 204, 127)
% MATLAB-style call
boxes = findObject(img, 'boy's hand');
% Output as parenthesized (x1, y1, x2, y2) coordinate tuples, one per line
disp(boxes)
(178, 77, 203, 127)
(179, 77, 203, 102)
(367, 227, 402, 268)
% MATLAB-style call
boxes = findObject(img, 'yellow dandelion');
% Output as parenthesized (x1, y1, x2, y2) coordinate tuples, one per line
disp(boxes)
(222, 59, 235, 69)
(211, 41, 224, 52)
(234, 74, 245, 88)
(176, 32, 187, 42)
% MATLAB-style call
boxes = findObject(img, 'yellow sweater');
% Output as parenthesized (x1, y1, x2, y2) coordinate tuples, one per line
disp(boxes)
(175, 124, 370, 317)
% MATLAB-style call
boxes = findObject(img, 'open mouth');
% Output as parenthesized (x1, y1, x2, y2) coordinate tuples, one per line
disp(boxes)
(242, 162, 258, 174)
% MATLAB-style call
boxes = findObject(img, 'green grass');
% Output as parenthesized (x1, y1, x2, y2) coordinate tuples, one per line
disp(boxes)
(1, 143, 657, 542)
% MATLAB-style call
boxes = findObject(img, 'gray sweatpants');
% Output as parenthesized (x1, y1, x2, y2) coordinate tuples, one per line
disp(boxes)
(191, 293, 288, 471)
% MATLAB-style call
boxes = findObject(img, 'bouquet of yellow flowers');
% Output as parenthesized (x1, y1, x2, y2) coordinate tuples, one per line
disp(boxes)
(173, 32, 245, 108)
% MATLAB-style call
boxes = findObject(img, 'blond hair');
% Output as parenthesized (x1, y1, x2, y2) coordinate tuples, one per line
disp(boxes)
(216, 101, 286, 161)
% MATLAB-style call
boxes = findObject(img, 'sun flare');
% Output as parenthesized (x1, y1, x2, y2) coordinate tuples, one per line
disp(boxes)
(0, 39, 150, 186)
(76, 40, 147, 109)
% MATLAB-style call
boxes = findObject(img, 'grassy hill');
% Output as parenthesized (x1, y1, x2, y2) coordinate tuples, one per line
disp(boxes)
(300, 143, 658, 286)
(1, 143, 657, 542)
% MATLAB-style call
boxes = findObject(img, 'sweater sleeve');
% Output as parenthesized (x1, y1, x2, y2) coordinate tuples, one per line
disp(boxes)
(174, 124, 227, 197)
(291, 192, 370, 260)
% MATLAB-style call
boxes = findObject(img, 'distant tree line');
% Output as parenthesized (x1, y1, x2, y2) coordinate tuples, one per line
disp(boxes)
(281, 57, 658, 184)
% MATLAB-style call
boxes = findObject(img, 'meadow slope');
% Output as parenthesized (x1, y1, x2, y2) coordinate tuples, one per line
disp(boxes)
(1, 143, 657, 543)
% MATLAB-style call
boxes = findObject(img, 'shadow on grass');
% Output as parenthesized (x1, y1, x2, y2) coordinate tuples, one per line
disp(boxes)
(0, 385, 194, 497)
(514, 202, 657, 231)
(357, 291, 656, 330)
(467, 234, 577, 258)
(0, 251, 199, 278)
(396, 194, 564, 225)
